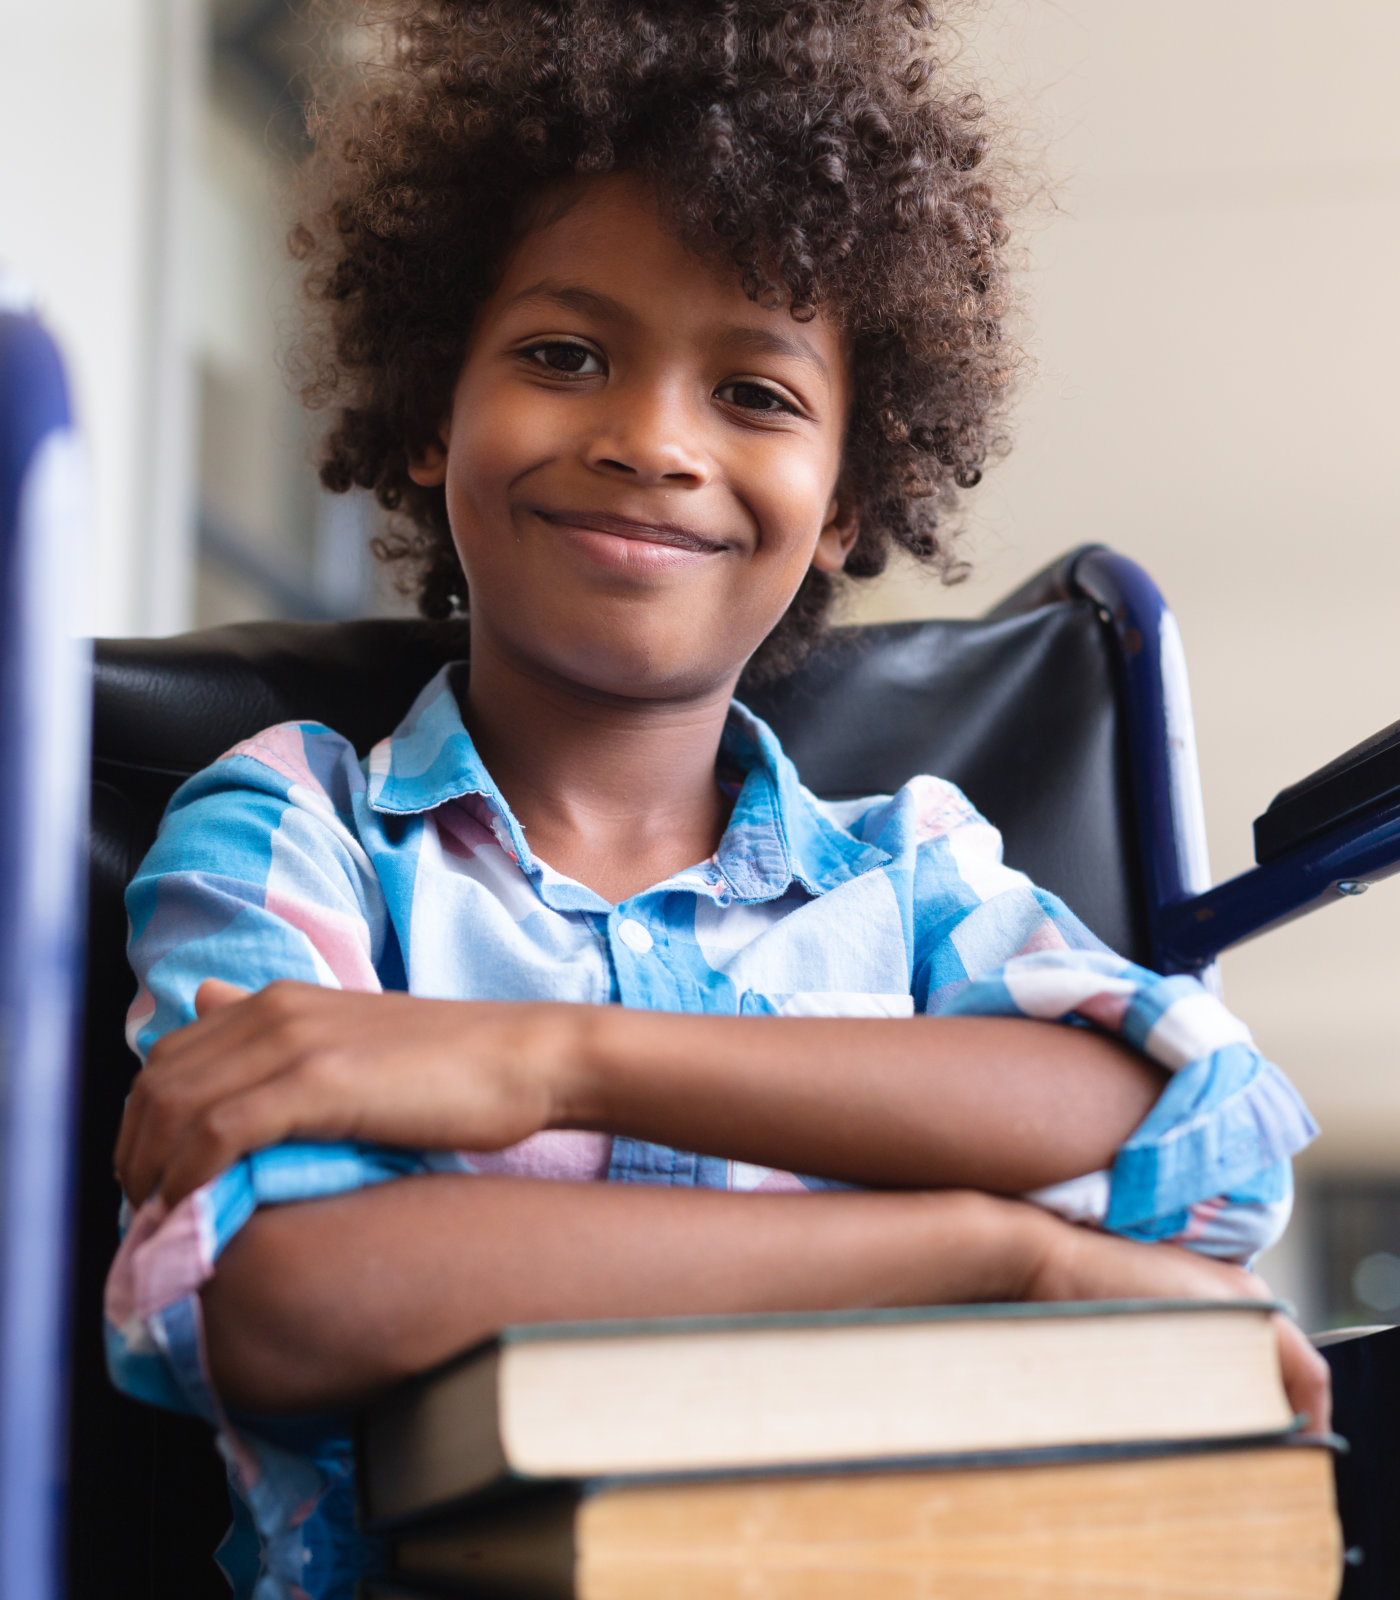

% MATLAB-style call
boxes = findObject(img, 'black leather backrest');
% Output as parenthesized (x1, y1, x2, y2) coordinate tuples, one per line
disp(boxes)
(90, 605, 1143, 955)
(743, 604, 1145, 960)
(73, 600, 1142, 1597)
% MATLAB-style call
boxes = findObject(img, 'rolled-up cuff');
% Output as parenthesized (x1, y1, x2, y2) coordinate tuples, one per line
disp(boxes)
(1107, 1053, 1316, 1232)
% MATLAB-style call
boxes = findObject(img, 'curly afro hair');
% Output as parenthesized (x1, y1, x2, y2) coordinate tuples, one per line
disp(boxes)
(294, 0, 1017, 680)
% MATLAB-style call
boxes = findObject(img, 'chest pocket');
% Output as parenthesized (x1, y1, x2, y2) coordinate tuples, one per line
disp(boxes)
(739, 991, 916, 1018)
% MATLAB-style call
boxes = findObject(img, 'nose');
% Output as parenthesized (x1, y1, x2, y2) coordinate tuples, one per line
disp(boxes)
(583, 380, 710, 487)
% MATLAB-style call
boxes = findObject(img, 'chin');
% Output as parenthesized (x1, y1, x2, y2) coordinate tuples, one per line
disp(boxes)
(554, 639, 737, 706)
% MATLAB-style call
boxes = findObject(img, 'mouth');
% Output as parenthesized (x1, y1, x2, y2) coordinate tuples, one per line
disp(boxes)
(534, 509, 728, 556)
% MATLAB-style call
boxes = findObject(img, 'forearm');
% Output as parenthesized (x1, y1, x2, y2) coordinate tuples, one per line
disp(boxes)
(201, 1175, 1050, 1414)
(559, 1010, 1166, 1192)
(118, 986, 1170, 1212)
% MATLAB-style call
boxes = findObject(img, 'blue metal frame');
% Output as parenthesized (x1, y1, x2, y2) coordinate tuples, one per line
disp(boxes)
(0, 308, 90, 1600)
(1069, 546, 1400, 976)
(1069, 547, 1214, 974)
(1157, 802, 1400, 973)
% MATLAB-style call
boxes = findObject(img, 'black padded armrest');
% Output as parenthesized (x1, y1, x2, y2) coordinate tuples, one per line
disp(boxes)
(1253, 717, 1400, 864)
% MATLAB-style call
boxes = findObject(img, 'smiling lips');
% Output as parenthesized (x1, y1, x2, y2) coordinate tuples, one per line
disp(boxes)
(535, 508, 728, 560)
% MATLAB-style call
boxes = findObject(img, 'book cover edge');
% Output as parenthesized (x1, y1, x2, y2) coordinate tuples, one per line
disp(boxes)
(366, 1421, 1329, 1537)
(496, 1296, 1287, 1346)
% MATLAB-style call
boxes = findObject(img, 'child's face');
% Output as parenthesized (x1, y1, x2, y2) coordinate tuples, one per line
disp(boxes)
(409, 174, 857, 702)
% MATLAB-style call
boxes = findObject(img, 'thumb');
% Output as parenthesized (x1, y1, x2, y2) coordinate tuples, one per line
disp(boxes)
(194, 977, 251, 1018)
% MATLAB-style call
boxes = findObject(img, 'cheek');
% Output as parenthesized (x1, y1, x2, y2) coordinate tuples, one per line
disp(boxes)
(740, 445, 840, 576)
(440, 395, 557, 564)
(447, 386, 535, 499)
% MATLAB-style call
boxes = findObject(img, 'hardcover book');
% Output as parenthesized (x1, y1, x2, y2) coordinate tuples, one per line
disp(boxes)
(359, 1298, 1299, 1529)
(373, 1443, 1342, 1600)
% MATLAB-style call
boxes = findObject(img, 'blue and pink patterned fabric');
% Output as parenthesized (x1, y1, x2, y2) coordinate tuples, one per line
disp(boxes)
(104, 663, 1316, 1598)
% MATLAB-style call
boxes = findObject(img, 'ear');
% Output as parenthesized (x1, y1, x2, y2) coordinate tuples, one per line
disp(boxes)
(810, 489, 860, 574)
(407, 436, 448, 488)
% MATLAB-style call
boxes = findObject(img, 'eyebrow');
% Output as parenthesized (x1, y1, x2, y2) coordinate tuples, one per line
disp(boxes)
(508, 279, 830, 383)
(721, 325, 829, 382)
(509, 280, 632, 323)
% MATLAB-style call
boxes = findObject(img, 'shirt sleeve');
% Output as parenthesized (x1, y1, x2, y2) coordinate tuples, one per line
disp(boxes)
(104, 724, 471, 1428)
(903, 776, 1317, 1265)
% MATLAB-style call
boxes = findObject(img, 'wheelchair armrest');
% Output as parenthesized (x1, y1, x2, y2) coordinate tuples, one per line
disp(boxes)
(1155, 719, 1400, 970)
(1253, 717, 1400, 863)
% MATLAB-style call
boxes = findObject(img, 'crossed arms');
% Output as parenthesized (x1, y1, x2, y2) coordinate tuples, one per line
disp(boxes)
(114, 981, 1330, 1427)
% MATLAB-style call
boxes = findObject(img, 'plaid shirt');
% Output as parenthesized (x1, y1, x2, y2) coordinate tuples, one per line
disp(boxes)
(105, 664, 1317, 1598)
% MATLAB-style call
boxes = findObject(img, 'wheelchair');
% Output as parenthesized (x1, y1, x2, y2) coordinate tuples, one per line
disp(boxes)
(6, 309, 1399, 1597)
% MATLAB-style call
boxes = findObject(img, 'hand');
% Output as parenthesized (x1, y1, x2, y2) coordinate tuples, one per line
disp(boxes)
(1024, 1212, 1332, 1434)
(114, 980, 578, 1209)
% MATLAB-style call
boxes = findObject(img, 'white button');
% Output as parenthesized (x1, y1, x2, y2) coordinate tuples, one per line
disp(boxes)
(617, 918, 653, 954)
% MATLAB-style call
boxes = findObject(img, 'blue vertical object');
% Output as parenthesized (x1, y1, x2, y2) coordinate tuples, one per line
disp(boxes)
(0, 299, 91, 1600)
(1067, 547, 1217, 978)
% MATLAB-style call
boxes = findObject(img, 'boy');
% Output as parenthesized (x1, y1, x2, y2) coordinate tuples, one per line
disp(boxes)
(107, 4, 1328, 1594)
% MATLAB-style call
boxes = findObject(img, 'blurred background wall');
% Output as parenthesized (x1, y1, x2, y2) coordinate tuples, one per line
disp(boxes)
(0, 0, 1396, 1328)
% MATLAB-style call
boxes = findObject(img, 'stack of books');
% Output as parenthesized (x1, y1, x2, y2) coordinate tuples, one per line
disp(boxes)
(358, 1300, 1342, 1599)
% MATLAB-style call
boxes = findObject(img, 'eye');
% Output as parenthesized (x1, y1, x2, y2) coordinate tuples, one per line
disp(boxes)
(522, 341, 604, 376)
(716, 380, 798, 416)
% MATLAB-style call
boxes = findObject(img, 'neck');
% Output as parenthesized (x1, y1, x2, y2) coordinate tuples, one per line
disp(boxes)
(462, 636, 740, 903)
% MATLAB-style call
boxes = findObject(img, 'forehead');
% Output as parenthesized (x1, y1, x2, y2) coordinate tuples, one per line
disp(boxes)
(487, 174, 847, 383)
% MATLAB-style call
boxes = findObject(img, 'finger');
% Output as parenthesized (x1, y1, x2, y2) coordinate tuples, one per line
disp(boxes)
(1273, 1314, 1332, 1434)
(157, 1062, 357, 1207)
(160, 979, 312, 1077)
(152, 980, 322, 1088)
(120, 1021, 333, 1206)
(195, 977, 251, 1017)
(117, 990, 335, 1203)
(115, 981, 332, 1182)
(114, 1006, 268, 1199)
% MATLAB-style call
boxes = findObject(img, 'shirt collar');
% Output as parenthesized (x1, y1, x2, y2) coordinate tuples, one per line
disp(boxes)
(713, 701, 890, 900)
(367, 664, 888, 901)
